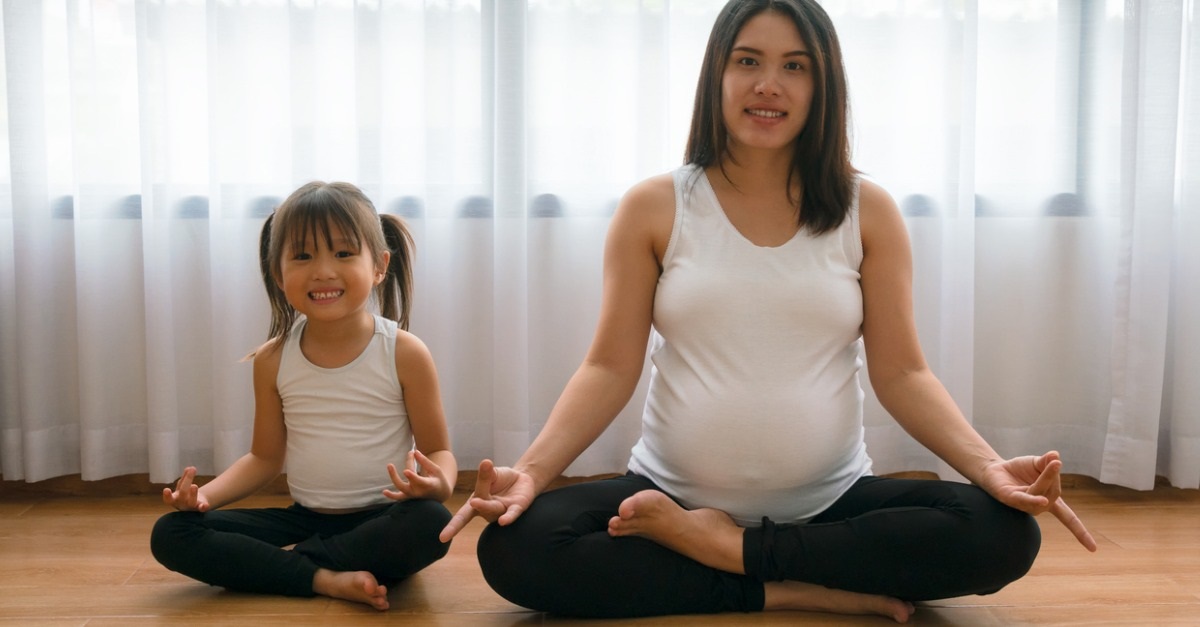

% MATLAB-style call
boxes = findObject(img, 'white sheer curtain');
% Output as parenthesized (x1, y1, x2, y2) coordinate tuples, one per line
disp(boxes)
(1, 0, 1196, 491)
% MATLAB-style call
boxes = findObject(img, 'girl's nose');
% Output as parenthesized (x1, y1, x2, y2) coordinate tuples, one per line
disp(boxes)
(312, 256, 337, 279)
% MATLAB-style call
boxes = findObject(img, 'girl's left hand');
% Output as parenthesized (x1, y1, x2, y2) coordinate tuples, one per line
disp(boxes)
(383, 449, 450, 502)
(978, 450, 1098, 552)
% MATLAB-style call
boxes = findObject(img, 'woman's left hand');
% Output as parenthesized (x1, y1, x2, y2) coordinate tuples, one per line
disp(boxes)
(978, 451, 1098, 552)
(383, 449, 451, 502)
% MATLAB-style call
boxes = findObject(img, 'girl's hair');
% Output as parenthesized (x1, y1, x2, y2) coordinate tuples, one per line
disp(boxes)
(685, 0, 857, 235)
(258, 181, 414, 347)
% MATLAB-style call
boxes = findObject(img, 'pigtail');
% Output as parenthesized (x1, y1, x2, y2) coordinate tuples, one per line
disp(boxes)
(378, 214, 414, 330)
(260, 212, 298, 345)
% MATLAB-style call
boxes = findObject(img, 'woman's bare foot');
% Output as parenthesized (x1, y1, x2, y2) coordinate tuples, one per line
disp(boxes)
(766, 581, 915, 623)
(611, 492, 913, 622)
(607, 489, 745, 574)
(312, 568, 389, 611)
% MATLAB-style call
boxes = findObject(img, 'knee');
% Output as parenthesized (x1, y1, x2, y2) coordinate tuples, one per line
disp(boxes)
(477, 519, 546, 610)
(966, 500, 1041, 595)
(944, 485, 1043, 593)
(392, 499, 453, 560)
(394, 498, 451, 531)
(149, 510, 201, 568)
(998, 509, 1041, 580)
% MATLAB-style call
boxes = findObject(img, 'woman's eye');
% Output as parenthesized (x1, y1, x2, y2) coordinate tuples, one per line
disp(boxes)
(785, 61, 805, 71)
(736, 57, 758, 66)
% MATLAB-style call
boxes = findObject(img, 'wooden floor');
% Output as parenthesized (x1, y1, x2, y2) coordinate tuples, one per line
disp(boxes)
(1, 474, 1198, 626)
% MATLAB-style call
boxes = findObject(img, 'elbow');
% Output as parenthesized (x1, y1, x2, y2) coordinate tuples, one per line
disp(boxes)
(249, 451, 286, 478)
(582, 356, 644, 397)
(868, 365, 930, 407)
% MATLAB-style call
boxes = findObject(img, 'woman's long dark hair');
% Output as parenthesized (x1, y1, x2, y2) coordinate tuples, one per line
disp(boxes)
(257, 182, 414, 350)
(685, 0, 857, 235)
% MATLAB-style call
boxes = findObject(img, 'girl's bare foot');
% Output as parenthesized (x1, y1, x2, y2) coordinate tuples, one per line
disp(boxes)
(312, 568, 389, 610)
(766, 581, 915, 623)
(607, 489, 745, 574)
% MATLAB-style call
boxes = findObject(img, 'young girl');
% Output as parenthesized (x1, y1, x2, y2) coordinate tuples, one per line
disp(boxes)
(444, 0, 1094, 622)
(151, 181, 457, 611)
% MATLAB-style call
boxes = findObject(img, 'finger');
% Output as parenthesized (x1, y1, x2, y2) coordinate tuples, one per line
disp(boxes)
(401, 469, 437, 493)
(1027, 458, 1062, 500)
(1038, 450, 1061, 471)
(382, 488, 410, 501)
(474, 459, 496, 500)
(384, 464, 415, 500)
(440, 500, 479, 542)
(387, 462, 406, 488)
(383, 476, 416, 499)
(1051, 498, 1097, 552)
(412, 449, 439, 476)
(382, 488, 409, 501)
(178, 466, 196, 491)
(999, 488, 1051, 513)
(406, 450, 418, 474)
(403, 468, 430, 486)
(162, 487, 175, 505)
(497, 502, 526, 526)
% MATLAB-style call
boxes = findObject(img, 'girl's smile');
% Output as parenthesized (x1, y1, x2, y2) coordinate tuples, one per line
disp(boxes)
(278, 224, 385, 325)
(309, 289, 345, 303)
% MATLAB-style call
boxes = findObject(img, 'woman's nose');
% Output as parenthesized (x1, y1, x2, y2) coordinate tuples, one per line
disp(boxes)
(755, 69, 781, 95)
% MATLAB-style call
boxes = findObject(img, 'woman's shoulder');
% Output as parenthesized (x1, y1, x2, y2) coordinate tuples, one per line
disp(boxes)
(856, 178, 903, 225)
(856, 177, 897, 215)
(854, 177, 906, 252)
(612, 172, 677, 259)
(621, 172, 676, 213)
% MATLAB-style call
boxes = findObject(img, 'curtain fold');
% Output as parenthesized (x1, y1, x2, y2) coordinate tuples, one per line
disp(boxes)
(0, 0, 1196, 491)
(1102, 0, 1183, 489)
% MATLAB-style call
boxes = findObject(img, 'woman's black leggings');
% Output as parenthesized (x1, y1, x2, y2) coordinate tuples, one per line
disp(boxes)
(477, 474, 1041, 618)
(150, 499, 451, 596)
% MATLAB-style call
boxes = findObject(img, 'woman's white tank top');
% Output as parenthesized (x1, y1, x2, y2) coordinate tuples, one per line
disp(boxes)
(627, 164, 873, 526)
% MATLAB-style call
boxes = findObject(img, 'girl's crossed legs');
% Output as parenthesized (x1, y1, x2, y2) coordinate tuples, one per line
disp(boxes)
(151, 498, 451, 606)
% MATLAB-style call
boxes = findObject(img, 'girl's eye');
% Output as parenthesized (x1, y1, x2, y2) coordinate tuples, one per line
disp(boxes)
(293, 252, 311, 261)
(335, 250, 355, 259)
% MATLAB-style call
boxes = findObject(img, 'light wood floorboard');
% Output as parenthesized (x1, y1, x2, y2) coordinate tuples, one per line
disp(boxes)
(1, 475, 1197, 625)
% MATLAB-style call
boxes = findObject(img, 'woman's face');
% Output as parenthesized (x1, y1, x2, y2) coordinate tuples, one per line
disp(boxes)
(720, 10, 815, 156)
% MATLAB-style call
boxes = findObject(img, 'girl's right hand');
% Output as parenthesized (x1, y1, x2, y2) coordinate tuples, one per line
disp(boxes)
(162, 466, 211, 512)
(439, 459, 536, 542)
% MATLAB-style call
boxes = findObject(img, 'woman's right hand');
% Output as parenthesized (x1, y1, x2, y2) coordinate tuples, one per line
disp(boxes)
(439, 459, 536, 542)
(162, 466, 211, 512)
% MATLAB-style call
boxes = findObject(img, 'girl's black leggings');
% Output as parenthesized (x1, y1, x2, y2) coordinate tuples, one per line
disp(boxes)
(477, 473, 1041, 618)
(150, 498, 451, 596)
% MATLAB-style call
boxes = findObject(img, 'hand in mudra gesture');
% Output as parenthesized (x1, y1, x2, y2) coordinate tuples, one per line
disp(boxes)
(978, 451, 1097, 552)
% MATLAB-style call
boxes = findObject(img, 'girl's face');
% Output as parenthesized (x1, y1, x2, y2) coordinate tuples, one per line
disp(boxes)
(720, 11, 814, 156)
(277, 221, 387, 325)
